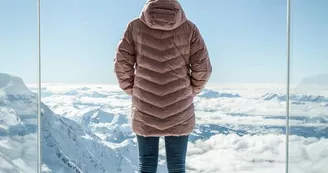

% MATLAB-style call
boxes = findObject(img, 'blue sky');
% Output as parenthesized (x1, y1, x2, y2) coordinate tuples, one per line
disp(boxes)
(0, 0, 327, 84)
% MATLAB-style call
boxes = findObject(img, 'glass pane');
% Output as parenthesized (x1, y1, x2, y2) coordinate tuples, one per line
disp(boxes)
(41, 0, 287, 173)
(289, 1, 328, 173)
(184, 1, 287, 172)
(40, 1, 144, 172)
(0, 1, 38, 173)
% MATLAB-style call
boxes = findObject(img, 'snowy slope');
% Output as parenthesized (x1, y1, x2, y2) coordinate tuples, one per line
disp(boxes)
(2, 72, 327, 173)
(0, 73, 38, 173)
(4, 73, 326, 173)
(262, 93, 328, 103)
(39, 83, 328, 173)
(199, 89, 241, 99)
(41, 102, 136, 173)
(0, 73, 32, 96)
(0, 74, 136, 173)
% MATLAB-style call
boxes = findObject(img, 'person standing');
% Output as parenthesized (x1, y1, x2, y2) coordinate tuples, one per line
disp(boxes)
(114, 0, 212, 172)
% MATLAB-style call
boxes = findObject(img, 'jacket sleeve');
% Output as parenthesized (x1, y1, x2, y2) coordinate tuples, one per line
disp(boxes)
(190, 25, 212, 95)
(114, 22, 136, 95)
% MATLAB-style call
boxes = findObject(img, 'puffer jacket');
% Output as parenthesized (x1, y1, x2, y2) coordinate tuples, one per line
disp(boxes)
(114, 0, 212, 137)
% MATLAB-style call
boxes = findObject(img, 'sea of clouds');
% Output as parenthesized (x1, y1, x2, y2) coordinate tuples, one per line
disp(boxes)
(25, 83, 327, 173)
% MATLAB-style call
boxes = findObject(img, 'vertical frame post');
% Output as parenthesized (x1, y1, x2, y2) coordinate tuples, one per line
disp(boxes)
(37, 0, 41, 172)
(286, 0, 291, 172)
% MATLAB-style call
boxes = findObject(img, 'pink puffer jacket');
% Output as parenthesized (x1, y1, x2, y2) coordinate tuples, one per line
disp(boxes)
(114, 0, 212, 137)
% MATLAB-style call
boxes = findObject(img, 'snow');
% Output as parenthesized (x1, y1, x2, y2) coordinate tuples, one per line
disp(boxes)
(199, 89, 241, 99)
(0, 73, 32, 96)
(41, 164, 52, 173)
(0, 134, 37, 173)
(41, 102, 136, 173)
(1, 74, 327, 173)
(37, 82, 327, 173)
(262, 92, 328, 102)
(12, 158, 35, 173)
(0, 107, 23, 132)
(0, 74, 38, 172)
(1, 75, 136, 173)
(0, 155, 20, 173)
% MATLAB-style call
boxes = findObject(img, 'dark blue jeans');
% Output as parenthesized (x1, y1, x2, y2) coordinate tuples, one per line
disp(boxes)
(137, 135, 189, 173)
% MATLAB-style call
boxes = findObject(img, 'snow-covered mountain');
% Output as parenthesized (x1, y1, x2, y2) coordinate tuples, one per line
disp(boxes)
(2, 73, 328, 173)
(0, 74, 136, 173)
(262, 93, 328, 103)
(41, 102, 137, 173)
(293, 74, 328, 96)
(0, 74, 38, 173)
(261, 75, 328, 104)
(39, 82, 328, 173)
(69, 108, 134, 143)
(300, 74, 328, 85)
(199, 89, 241, 99)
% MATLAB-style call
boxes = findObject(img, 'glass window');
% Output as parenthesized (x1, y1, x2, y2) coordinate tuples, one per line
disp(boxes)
(289, 1, 328, 173)
(39, 1, 293, 173)
(184, 1, 287, 172)
(40, 1, 144, 172)
(0, 1, 38, 172)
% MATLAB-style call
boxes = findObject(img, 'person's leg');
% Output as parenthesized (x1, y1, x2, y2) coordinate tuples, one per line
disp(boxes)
(165, 135, 189, 173)
(137, 135, 160, 173)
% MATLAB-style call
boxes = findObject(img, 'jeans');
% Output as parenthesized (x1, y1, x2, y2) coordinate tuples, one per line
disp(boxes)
(137, 135, 189, 173)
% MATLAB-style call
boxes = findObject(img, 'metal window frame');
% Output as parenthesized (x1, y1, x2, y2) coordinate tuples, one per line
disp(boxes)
(37, 0, 41, 173)
(285, 0, 291, 173)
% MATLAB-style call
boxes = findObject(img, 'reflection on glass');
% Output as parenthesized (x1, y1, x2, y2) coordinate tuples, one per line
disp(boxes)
(40, 0, 288, 173)
(289, 1, 328, 173)
(185, 1, 287, 172)
(40, 1, 145, 172)
(0, 1, 38, 173)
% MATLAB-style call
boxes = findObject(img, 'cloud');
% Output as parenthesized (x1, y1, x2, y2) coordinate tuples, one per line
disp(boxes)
(30, 84, 328, 173)
(83, 21, 92, 24)
(184, 134, 328, 173)
(39, 84, 328, 128)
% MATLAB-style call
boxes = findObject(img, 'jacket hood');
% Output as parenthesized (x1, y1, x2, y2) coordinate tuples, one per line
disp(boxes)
(140, 0, 187, 31)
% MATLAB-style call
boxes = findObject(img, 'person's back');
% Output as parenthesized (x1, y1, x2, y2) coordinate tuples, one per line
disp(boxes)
(114, 0, 212, 172)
